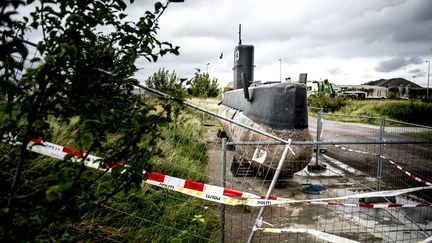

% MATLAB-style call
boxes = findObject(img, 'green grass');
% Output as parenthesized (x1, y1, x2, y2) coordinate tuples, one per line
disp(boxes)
(337, 100, 432, 126)
(151, 111, 210, 183)
(310, 99, 432, 127)
(87, 108, 217, 242)
(403, 130, 432, 140)
(0, 105, 218, 242)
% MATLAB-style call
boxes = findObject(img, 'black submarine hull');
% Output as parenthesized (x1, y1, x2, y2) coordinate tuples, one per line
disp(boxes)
(219, 82, 313, 177)
(222, 82, 308, 129)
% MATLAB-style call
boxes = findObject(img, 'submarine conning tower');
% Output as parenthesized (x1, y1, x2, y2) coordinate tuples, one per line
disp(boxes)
(223, 41, 308, 130)
(233, 44, 254, 90)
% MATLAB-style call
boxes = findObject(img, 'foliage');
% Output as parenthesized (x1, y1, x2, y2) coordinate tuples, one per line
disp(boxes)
(408, 88, 427, 100)
(0, 0, 183, 241)
(325, 100, 432, 127)
(88, 188, 218, 242)
(307, 92, 349, 112)
(155, 112, 208, 180)
(370, 100, 432, 126)
(387, 87, 400, 99)
(145, 68, 188, 98)
(403, 130, 432, 140)
(188, 71, 220, 98)
(0, 111, 219, 241)
(387, 87, 428, 100)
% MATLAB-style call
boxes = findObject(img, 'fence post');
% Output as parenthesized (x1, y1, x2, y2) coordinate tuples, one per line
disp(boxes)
(220, 138, 227, 243)
(376, 117, 385, 191)
(315, 109, 323, 166)
(246, 144, 291, 243)
(200, 100, 205, 125)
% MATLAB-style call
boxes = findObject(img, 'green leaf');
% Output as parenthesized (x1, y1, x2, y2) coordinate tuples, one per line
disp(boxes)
(69, 115, 80, 127)
(117, 0, 127, 10)
(154, 2, 163, 12)
(0, 0, 189, 239)
(46, 183, 71, 202)
(0, 207, 10, 216)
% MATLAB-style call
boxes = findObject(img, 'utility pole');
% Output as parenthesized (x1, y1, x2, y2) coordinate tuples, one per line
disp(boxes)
(279, 58, 282, 82)
(426, 60, 430, 99)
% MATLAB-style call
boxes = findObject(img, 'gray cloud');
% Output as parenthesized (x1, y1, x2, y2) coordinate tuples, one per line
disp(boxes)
(328, 68, 341, 75)
(13, 0, 432, 85)
(375, 57, 423, 72)
(409, 68, 421, 74)
(409, 69, 426, 78)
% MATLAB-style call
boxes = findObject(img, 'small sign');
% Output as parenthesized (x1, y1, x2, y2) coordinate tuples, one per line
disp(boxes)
(252, 148, 267, 164)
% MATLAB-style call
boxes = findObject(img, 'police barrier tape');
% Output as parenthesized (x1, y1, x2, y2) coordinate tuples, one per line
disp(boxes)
(27, 138, 104, 170)
(245, 186, 432, 207)
(306, 201, 431, 208)
(20, 139, 362, 242)
(333, 144, 432, 186)
(144, 171, 259, 204)
(26, 138, 254, 206)
(25, 139, 432, 207)
(253, 227, 360, 243)
(144, 170, 432, 207)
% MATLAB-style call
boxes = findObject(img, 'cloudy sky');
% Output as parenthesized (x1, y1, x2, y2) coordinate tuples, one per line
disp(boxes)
(16, 0, 432, 87)
(129, 0, 432, 87)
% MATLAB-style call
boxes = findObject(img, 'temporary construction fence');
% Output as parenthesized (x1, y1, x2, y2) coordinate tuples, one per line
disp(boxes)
(3, 35, 432, 241)
(216, 135, 432, 242)
(8, 83, 432, 242)
(309, 107, 432, 199)
(136, 88, 432, 243)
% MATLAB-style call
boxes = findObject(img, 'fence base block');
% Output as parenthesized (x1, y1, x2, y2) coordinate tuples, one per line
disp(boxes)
(307, 164, 327, 172)
(359, 196, 397, 204)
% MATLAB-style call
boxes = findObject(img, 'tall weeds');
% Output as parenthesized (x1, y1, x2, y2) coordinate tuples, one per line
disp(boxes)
(0, 107, 218, 242)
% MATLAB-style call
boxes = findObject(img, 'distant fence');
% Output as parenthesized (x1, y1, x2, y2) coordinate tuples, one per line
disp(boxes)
(310, 108, 432, 199)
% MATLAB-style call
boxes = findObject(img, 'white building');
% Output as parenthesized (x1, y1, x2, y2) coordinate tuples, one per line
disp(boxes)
(334, 84, 388, 99)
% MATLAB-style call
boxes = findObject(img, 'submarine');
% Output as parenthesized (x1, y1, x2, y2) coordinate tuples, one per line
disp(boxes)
(218, 26, 313, 178)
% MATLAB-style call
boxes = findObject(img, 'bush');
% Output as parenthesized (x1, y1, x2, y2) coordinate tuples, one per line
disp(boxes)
(331, 100, 432, 126)
(0, 1, 181, 241)
(145, 68, 188, 97)
(308, 92, 348, 112)
(188, 72, 220, 98)
(372, 100, 432, 126)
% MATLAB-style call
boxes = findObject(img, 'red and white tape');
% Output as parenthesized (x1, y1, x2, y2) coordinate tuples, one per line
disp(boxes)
(387, 159, 432, 186)
(27, 138, 111, 170)
(26, 138, 249, 206)
(143, 171, 432, 207)
(306, 201, 430, 208)
(22, 138, 432, 207)
(333, 144, 432, 186)
(243, 185, 432, 207)
(145, 171, 258, 205)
